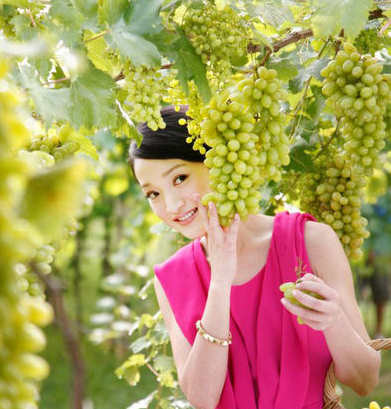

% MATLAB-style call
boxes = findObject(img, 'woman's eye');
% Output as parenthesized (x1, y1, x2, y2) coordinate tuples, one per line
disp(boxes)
(174, 174, 188, 185)
(146, 191, 158, 200)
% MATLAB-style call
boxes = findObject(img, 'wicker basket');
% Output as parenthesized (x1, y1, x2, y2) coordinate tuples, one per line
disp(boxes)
(323, 338, 391, 409)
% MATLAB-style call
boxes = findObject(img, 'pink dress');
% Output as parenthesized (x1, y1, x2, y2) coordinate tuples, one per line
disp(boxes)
(154, 211, 333, 409)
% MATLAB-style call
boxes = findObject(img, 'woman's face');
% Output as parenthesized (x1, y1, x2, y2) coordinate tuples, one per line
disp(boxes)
(133, 158, 212, 239)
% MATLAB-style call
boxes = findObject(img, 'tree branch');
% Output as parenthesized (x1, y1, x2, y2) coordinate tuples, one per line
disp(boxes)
(34, 267, 86, 409)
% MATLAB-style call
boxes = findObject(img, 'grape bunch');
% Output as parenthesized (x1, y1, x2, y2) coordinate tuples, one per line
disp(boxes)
(0, 58, 53, 409)
(29, 125, 80, 163)
(321, 42, 391, 177)
(200, 89, 262, 226)
(122, 63, 175, 131)
(237, 66, 291, 182)
(279, 258, 323, 324)
(182, 0, 249, 86)
(354, 28, 380, 55)
(296, 148, 369, 260)
(164, 79, 206, 154)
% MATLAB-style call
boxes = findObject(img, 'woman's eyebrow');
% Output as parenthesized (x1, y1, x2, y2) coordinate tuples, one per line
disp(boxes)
(141, 164, 187, 188)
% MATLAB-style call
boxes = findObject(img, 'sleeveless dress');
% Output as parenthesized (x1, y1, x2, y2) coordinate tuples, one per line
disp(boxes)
(154, 211, 333, 409)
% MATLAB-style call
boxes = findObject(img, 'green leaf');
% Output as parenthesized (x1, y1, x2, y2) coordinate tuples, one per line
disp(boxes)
(69, 64, 117, 129)
(267, 56, 298, 81)
(130, 336, 152, 353)
(105, 0, 164, 67)
(97, 0, 128, 25)
(286, 139, 317, 173)
(166, 28, 211, 103)
(288, 59, 328, 93)
(311, 0, 373, 39)
(148, 320, 169, 345)
(153, 355, 174, 372)
(20, 160, 87, 241)
(306, 86, 325, 121)
(17, 63, 71, 126)
(84, 30, 122, 77)
(124, 0, 164, 37)
(107, 18, 161, 67)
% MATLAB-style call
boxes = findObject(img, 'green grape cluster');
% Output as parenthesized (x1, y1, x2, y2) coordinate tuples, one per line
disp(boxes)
(297, 148, 369, 260)
(279, 258, 324, 324)
(29, 125, 81, 163)
(0, 59, 53, 409)
(199, 89, 262, 226)
(321, 42, 391, 177)
(182, 0, 249, 86)
(122, 64, 175, 131)
(237, 66, 291, 182)
(354, 28, 380, 55)
(164, 79, 206, 153)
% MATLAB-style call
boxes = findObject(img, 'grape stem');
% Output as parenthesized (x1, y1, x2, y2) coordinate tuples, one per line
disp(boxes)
(28, 10, 37, 28)
(288, 39, 331, 140)
(84, 30, 110, 43)
(314, 119, 340, 160)
(42, 76, 71, 86)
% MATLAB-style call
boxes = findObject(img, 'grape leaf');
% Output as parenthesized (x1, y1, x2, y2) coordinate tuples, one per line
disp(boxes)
(288, 58, 328, 93)
(267, 56, 298, 81)
(106, 0, 164, 67)
(311, 0, 373, 39)
(166, 28, 211, 104)
(97, 0, 128, 25)
(286, 139, 318, 173)
(69, 64, 116, 129)
(17, 63, 71, 126)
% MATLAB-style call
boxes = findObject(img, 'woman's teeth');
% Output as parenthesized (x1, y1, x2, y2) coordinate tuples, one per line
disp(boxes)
(178, 209, 196, 221)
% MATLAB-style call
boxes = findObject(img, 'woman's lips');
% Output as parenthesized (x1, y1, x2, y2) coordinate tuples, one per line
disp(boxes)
(174, 208, 198, 225)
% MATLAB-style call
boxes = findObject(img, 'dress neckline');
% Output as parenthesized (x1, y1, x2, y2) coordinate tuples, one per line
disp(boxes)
(195, 214, 276, 288)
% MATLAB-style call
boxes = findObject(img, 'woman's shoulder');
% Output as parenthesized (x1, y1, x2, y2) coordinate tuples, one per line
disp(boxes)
(303, 217, 347, 278)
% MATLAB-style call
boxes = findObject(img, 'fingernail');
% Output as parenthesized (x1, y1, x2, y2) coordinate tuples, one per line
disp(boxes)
(292, 290, 298, 296)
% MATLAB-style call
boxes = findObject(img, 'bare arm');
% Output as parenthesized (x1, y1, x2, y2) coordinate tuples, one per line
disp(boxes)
(154, 276, 232, 409)
(282, 221, 381, 396)
(154, 198, 240, 409)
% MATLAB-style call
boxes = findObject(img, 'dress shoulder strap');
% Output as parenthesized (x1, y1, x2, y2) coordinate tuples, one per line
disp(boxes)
(272, 210, 318, 282)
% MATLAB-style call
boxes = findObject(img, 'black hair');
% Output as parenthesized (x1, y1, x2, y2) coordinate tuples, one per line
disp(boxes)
(127, 105, 209, 180)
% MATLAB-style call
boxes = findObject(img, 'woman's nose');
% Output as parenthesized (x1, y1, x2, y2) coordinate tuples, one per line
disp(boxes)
(165, 194, 185, 214)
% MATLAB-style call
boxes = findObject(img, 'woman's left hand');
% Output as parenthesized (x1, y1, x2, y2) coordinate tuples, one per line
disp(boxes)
(280, 273, 343, 331)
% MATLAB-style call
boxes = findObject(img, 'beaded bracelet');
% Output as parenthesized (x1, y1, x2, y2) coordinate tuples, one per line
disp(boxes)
(195, 320, 232, 346)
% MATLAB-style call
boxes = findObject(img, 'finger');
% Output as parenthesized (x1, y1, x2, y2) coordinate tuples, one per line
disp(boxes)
(208, 201, 222, 233)
(227, 213, 240, 239)
(291, 289, 328, 312)
(299, 273, 323, 283)
(295, 280, 336, 300)
(281, 297, 322, 321)
(193, 194, 210, 231)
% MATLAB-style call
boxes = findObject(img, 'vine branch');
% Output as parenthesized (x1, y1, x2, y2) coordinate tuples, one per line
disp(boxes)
(33, 267, 86, 409)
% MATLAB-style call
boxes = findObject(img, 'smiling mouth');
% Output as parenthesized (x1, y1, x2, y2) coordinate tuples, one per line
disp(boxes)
(175, 208, 198, 222)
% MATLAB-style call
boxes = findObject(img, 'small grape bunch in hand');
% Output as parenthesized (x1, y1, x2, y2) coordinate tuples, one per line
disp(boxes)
(279, 258, 324, 324)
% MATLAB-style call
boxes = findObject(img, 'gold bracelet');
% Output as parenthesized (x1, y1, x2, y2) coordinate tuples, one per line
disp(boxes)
(195, 320, 232, 346)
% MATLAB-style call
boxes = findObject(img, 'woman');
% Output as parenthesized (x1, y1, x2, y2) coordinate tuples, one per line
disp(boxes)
(127, 105, 380, 409)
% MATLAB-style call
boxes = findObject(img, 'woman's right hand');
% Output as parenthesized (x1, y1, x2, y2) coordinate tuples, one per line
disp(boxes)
(193, 194, 240, 286)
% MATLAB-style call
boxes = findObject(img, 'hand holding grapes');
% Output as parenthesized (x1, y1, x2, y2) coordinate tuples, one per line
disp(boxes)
(194, 193, 240, 286)
(280, 272, 343, 332)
